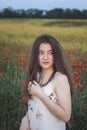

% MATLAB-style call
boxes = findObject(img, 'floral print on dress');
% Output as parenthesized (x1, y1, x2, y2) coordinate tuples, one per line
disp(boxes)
(48, 92, 59, 105)
(28, 103, 33, 111)
(36, 111, 43, 120)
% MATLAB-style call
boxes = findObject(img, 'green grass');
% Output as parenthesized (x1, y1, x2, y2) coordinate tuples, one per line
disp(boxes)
(0, 18, 87, 50)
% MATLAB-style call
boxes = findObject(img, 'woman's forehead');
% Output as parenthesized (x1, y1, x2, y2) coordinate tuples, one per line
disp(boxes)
(39, 43, 52, 50)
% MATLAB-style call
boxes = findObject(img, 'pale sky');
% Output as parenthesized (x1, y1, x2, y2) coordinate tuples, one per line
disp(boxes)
(0, 0, 87, 11)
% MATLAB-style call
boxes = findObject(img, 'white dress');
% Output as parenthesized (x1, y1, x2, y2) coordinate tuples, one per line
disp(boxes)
(28, 81, 66, 130)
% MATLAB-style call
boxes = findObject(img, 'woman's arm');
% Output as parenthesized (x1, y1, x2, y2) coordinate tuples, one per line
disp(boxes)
(19, 112, 30, 130)
(40, 74, 71, 122)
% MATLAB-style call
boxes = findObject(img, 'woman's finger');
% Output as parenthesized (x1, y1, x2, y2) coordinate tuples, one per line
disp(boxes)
(28, 82, 32, 92)
(33, 80, 39, 86)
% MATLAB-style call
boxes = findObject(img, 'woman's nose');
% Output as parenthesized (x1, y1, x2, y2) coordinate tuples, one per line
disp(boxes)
(43, 53, 48, 59)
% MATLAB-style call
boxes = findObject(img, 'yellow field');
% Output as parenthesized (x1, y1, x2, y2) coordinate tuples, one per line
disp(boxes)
(0, 19, 87, 50)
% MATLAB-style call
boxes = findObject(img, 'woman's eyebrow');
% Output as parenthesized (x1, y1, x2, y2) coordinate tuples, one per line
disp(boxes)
(39, 50, 53, 51)
(48, 50, 53, 52)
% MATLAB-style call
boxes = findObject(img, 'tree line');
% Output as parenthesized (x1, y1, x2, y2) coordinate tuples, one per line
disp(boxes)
(0, 7, 87, 19)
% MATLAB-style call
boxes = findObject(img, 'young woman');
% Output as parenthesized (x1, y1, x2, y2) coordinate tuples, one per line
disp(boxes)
(20, 34, 75, 130)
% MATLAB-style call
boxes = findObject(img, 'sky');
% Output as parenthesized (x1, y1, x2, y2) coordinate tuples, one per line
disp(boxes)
(0, 0, 87, 11)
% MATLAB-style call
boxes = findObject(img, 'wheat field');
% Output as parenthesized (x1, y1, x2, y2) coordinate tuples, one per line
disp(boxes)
(0, 19, 87, 50)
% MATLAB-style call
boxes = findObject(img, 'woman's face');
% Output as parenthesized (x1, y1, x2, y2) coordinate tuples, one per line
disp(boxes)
(38, 43, 54, 71)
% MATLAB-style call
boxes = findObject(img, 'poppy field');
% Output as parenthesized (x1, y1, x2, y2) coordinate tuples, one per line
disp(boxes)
(0, 19, 87, 130)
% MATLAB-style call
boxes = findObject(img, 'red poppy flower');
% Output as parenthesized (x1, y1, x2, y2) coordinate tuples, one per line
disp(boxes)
(73, 71, 80, 76)
(21, 60, 28, 65)
(19, 96, 27, 103)
(77, 83, 83, 88)
(20, 80, 26, 86)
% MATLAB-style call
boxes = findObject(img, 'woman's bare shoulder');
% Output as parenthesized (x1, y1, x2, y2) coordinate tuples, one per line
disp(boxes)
(54, 72, 67, 80)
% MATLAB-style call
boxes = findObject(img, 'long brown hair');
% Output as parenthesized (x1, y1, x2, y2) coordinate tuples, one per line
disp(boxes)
(24, 34, 75, 99)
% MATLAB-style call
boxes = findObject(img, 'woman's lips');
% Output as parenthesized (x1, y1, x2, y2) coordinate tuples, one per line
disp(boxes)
(42, 62, 49, 65)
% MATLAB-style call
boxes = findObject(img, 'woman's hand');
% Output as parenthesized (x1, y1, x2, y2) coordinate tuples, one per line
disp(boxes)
(28, 81, 45, 99)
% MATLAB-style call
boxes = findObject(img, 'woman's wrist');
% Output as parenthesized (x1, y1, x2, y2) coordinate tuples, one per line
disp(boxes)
(40, 94, 48, 103)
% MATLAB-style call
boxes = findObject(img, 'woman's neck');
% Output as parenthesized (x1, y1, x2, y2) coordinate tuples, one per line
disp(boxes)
(42, 68, 53, 76)
(40, 68, 54, 85)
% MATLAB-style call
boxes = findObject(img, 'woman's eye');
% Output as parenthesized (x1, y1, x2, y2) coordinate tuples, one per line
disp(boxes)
(38, 51, 43, 55)
(48, 51, 54, 55)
